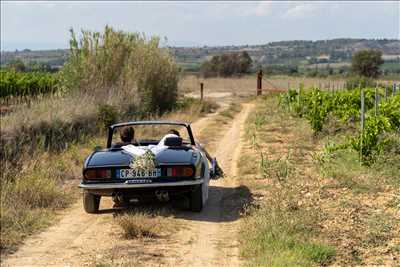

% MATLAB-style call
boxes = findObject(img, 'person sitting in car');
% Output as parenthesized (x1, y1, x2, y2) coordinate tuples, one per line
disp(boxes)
(157, 129, 181, 147)
(168, 129, 180, 136)
(113, 127, 135, 147)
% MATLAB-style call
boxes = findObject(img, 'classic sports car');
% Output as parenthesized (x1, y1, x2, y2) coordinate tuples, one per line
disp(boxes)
(79, 121, 221, 213)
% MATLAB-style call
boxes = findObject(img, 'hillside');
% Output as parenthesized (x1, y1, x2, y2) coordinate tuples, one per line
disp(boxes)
(171, 38, 400, 65)
(1, 38, 399, 72)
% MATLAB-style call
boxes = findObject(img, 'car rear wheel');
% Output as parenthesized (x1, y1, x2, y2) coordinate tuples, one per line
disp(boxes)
(83, 192, 100, 214)
(190, 185, 203, 212)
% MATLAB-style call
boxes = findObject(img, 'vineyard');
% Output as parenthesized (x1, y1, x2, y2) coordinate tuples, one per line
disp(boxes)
(0, 70, 59, 99)
(280, 86, 400, 162)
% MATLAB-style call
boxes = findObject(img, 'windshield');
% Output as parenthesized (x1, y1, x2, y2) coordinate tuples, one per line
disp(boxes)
(110, 124, 192, 147)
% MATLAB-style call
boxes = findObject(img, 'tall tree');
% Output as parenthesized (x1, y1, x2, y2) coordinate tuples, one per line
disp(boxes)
(239, 51, 253, 73)
(351, 50, 384, 78)
(200, 52, 253, 77)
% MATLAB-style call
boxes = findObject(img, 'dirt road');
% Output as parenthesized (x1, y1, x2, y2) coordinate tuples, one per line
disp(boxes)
(3, 103, 254, 267)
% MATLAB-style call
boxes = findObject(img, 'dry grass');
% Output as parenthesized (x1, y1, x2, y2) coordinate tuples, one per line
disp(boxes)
(1, 87, 133, 133)
(115, 210, 178, 239)
(0, 139, 97, 252)
(0, 87, 137, 169)
(179, 75, 256, 97)
(179, 74, 349, 97)
(239, 96, 335, 267)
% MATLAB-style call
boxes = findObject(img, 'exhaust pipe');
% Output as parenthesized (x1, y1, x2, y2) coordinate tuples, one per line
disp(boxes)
(155, 190, 169, 202)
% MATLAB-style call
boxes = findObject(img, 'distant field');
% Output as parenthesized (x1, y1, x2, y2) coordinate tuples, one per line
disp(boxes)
(179, 75, 348, 97)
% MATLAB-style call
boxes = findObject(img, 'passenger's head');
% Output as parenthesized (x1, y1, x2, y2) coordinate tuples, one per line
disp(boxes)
(120, 127, 135, 143)
(168, 129, 180, 136)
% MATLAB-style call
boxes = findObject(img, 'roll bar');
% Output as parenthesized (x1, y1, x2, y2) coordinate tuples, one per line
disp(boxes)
(106, 121, 195, 148)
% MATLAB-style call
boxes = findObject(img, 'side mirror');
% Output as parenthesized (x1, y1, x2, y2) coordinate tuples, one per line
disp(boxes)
(210, 157, 223, 179)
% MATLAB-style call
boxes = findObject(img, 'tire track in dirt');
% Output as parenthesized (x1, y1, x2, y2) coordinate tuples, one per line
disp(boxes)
(3, 102, 254, 267)
(164, 102, 254, 267)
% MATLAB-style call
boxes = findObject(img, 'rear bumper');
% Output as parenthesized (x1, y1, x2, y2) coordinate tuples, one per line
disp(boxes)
(79, 179, 204, 190)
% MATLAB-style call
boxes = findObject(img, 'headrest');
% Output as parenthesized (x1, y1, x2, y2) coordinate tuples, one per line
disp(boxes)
(164, 136, 183, 147)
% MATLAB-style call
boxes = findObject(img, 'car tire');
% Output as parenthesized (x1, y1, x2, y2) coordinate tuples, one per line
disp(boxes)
(190, 185, 203, 212)
(83, 192, 100, 214)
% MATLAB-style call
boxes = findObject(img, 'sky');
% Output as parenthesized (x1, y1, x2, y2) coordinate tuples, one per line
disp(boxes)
(1, 1, 399, 51)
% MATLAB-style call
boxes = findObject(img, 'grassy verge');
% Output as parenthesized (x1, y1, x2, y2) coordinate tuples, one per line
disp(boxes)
(239, 95, 335, 267)
(0, 139, 97, 252)
(0, 97, 217, 254)
(238, 95, 399, 266)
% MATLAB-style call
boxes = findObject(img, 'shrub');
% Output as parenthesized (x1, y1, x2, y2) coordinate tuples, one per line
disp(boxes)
(200, 51, 252, 77)
(0, 114, 99, 165)
(115, 212, 170, 239)
(1, 169, 73, 251)
(351, 49, 384, 78)
(97, 104, 118, 130)
(60, 26, 179, 115)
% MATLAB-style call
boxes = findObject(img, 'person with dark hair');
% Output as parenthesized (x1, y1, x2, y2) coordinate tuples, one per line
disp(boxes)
(157, 129, 181, 147)
(112, 127, 135, 148)
(168, 129, 180, 136)
(120, 127, 135, 143)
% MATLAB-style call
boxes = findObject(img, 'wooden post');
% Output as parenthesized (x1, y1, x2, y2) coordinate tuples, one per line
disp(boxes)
(257, 70, 263, 96)
(297, 83, 301, 106)
(200, 83, 204, 101)
(374, 84, 378, 117)
(385, 82, 388, 100)
(360, 87, 365, 164)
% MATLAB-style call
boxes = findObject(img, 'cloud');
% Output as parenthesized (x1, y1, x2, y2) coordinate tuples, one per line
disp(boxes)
(253, 2, 273, 17)
(1, 1, 399, 50)
(282, 2, 324, 20)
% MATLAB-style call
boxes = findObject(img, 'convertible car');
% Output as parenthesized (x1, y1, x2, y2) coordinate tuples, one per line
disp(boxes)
(79, 121, 221, 213)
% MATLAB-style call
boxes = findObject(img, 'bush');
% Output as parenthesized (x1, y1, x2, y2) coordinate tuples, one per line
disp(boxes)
(1, 169, 72, 251)
(60, 26, 179, 115)
(200, 51, 252, 77)
(0, 114, 99, 165)
(351, 49, 383, 78)
(264, 64, 299, 76)
(97, 104, 118, 130)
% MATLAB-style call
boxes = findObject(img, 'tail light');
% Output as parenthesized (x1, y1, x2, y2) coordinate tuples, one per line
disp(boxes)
(84, 169, 111, 179)
(166, 166, 194, 177)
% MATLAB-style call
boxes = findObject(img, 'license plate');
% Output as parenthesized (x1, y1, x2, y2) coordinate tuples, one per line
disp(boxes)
(117, 168, 161, 179)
